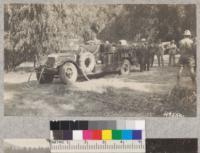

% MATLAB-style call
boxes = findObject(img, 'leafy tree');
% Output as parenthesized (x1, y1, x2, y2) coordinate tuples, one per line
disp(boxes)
(4, 4, 196, 71)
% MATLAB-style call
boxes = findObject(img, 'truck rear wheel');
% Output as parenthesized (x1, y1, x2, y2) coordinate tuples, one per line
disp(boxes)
(36, 72, 54, 84)
(59, 62, 78, 84)
(120, 59, 131, 75)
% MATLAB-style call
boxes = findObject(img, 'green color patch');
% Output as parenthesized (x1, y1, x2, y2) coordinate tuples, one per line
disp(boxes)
(112, 130, 122, 140)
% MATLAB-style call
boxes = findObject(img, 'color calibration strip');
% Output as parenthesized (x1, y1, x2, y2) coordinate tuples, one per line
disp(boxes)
(50, 120, 145, 140)
(50, 120, 145, 153)
(51, 129, 142, 140)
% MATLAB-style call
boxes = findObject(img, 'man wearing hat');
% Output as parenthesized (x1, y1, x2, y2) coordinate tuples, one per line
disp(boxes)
(137, 38, 150, 71)
(168, 40, 177, 66)
(177, 30, 196, 86)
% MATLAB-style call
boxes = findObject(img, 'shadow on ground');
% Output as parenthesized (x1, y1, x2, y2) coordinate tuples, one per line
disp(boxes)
(4, 55, 196, 117)
(4, 75, 196, 117)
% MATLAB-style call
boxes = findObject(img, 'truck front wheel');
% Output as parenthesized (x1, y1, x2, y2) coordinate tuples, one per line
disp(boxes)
(59, 62, 78, 84)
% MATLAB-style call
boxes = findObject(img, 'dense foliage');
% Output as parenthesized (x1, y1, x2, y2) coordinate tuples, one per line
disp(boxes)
(4, 4, 196, 70)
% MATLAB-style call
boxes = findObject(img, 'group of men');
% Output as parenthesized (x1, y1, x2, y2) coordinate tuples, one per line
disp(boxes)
(139, 29, 196, 86)
(100, 29, 196, 86)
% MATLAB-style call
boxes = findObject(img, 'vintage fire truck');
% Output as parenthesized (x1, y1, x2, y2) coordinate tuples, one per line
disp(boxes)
(35, 40, 138, 84)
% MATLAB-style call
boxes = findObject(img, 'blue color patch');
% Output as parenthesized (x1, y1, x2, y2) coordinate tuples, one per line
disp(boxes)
(121, 130, 132, 140)
(132, 130, 142, 140)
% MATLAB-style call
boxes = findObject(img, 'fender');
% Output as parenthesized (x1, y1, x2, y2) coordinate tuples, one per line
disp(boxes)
(53, 54, 77, 68)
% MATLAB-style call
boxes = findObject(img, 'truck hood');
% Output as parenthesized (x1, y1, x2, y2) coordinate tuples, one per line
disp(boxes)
(45, 51, 79, 68)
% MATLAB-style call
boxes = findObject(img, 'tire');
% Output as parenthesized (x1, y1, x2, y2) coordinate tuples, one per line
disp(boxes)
(79, 51, 95, 73)
(36, 72, 54, 84)
(59, 62, 78, 84)
(120, 59, 131, 75)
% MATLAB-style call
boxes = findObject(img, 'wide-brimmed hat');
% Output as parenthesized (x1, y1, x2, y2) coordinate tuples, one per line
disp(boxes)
(184, 30, 191, 36)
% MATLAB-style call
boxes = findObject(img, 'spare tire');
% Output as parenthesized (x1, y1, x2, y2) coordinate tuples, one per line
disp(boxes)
(79, 51, 95, 73)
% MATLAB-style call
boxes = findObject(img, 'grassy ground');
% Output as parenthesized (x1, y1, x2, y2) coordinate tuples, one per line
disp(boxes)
(4, 55, 196, 117)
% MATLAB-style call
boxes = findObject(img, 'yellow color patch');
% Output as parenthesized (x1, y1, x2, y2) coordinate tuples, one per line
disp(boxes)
(102, 130, 112, 140)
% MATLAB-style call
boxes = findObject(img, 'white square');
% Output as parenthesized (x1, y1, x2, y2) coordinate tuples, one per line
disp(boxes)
(73, 130, 83, 140)
(50, 131, 54, 139)
(125, 120, 135, 129)
(135, 120, 145, 130)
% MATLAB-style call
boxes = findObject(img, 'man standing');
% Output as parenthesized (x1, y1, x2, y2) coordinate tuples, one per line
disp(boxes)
(148, 42, 156, 67)
(137, 38, 150, 71)
(168, 40, 177, 66)
(177, 30, 196, 86)
(156, 39, 164, 67)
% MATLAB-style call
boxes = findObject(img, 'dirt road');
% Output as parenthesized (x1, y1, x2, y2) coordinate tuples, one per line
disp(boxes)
(4, 56, 196, 117)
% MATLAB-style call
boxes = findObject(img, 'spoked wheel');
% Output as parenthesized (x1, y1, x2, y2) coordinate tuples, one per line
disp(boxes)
(120, 59, 131, 75)
(59, 62, 78, 84)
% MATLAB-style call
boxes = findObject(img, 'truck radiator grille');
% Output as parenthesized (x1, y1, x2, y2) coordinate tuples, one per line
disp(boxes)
(46, 57, 55, 67)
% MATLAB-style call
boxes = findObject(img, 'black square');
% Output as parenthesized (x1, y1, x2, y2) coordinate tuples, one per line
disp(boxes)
(79, 121, 88, 130)
(50, 121, 60, 130)
(69, 121, 75, 130)
(60, 121, 70, 130)
(74, 121, 79, 130)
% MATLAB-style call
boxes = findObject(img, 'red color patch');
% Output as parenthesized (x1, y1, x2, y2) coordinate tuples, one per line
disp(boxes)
(92, 130, 102, 140)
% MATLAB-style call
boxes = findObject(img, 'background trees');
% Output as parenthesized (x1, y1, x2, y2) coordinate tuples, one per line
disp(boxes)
(4, 4, 196, 70)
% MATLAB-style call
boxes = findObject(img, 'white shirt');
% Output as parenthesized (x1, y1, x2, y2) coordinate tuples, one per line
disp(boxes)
(179, 38, 193, 57)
